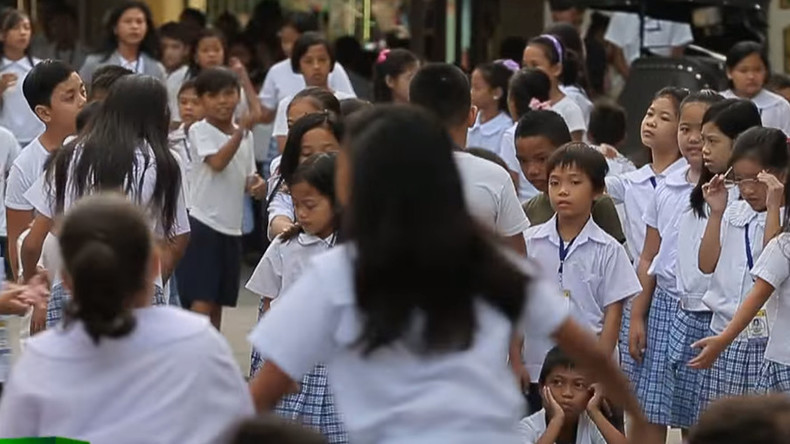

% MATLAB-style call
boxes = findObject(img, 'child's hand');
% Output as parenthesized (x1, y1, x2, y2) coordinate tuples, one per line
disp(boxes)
(628, 316, 647, 363)
(702, 174, 728, 215)
(229, 57, 249, 78)
(238, 113, 255, 131)
(586, 384, 608, 415)
(689, 335, 727, 369)
(0, 284, 32, 315)
(543, 386, 565, 422)
(0, 72, 17, 93)
(599, 143, 619, 159)
(247, 174, 267, 200)
(758, 170, 784, 210)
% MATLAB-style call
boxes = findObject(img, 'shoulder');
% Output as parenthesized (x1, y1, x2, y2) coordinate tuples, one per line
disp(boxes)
(454, 151, 510, 184)
(758, 89, 790, 109)
(517, 410, 546, 439)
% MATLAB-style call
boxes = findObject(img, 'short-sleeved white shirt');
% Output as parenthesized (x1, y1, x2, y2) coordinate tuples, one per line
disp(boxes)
(5, 138, 49, 212)
(721, 89, 790, 137)
(604, 13, 694, 65)
(168, 124, 196, 209)
(523, 215, 640, 379)
(246, 232, 334, 304)
(0, 306, 254, 442)
(560, 85, 593, 127)
(188, 120, 256, 236)
(259, 59, 356, 110)
(605, 158, 687, 261)
(676, 209, 712, 311)
(248, 245, 569, 444)
(752, 234, 790, 366)
(551, 96, 587, 135)
(643, 165, 695, 294)
(0, 127, 21, 235)
(453, 151, 531, 236)
(702, 200, 779, 335)
(467, 111, 513, 154)
(498, 124, 539, 202)
(272, 89, 356, 138)
(517, 409, 606, 444)
(0, 57, 44, 145)
(166, 65, 189, 122)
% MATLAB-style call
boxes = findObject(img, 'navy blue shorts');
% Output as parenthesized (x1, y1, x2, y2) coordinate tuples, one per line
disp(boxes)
(176, 216, 241, 307)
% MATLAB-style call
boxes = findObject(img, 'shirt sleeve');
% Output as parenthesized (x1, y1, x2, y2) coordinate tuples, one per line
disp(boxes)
(259, 68, 280, 110)
(751, 235, 790, 289)
(495, 173, 531, 237)
(604, 13, 633, 48)
(604, 176, 626, 204)
(600, 243, 642, 307)
(246, 239, 284, 299)
(0, 355, 40, 437)
(190, 123, 222, 159)
(668, 22, 694, 47)
(171, 185, 191, 237)
(5, 135, 20, 169)
(642, 191, 659, 228)
(559, 102, 587, 133)
(22, 173, 53, 219)
(328, 63, 357, 96)
(497, 128, 521, 173)
(272, 97, 290, 137)
(591, 196, 626, 244)
(515, 416, 542, 443)
(5, 162, 32, 210)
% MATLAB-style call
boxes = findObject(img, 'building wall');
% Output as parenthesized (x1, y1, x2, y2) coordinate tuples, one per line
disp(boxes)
(768, 0, 790, 73)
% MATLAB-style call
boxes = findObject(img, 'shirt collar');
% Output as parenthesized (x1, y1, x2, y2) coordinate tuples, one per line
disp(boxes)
(627, 157, 688, 184)
(297, 231, 336, 247)
(664, 164, 694, 188)
(2, 56, 31, 70)
(750, 89, 783, 109)
(116, 51, 143, 73)
(531, 213, 610, 248)
(471, 112, 512, 136)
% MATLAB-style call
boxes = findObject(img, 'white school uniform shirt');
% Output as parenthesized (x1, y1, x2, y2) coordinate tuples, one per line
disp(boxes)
(643, 165, 695, 294)
(246, 232, 334, 305)
(0, 57, 44, 145)
(466, 111, 513, 153)
(751, 233, 790, 366)
(166, 65, 189, 122)
(272, 89, 357, 138)
(259, 59, 356, 110)
(605, 157, 687, 262)
(0, 127, 20, 236)
(551, 95, 587, 136)
(5, 137, 50, 212)
(702, 200, 780, 336)
(522, 216, 640, 380)
(168, 124, 197, 209)
(249, 245, 570, 444)
(188, 119, 256, 236)
(453, 150, 531, 236)
(721, 89, 790, 136)
(0, 307, 254, 443)
(498, 123, 539, 202)
(604, 13, 694, 65)
(560, 84, 593, 126)
(518, 409, 606, 444)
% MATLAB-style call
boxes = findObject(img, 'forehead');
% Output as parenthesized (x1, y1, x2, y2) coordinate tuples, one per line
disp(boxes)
(679, 102, 708, 123)
(733, 157, 763, 174)
(549, 162, 589, 177)
(734, 53, 765, 68)
(516, 135, 556, 152)
(290, 180, 319, 197)
(120, 7, 145, 20)
(302, 126, 336, 144)
(523, 45, 548, 61)
(53, 72, 83, 92)
(546, 366, 585, 380)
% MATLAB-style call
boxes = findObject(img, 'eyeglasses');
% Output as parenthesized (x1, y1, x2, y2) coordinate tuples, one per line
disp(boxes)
(722, 166, 764, 189)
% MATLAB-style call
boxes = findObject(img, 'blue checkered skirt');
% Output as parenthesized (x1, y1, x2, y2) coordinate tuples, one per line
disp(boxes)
(701, 336, 767, 408)
(619, 298, 640, 385)
(276, 364, 348, 443)
(634, 287, 678, 425)
(666, 309, 712, 428)
(47, 282, 167, 328)
(756, 360, 790, 394)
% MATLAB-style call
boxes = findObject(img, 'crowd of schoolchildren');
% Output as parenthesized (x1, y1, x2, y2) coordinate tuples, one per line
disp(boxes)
(0, 1, 787, 443)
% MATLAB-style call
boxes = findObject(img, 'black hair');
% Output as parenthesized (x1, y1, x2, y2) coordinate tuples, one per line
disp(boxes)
(653, 86, 690, 114)
(730, 126, 788, 174)
(230, 417, 328, 444)
(680, 89, 724, 109)
(466, 147, 510, 174)
(214, 10, 241, 43)
(177, 78, 197, 96)
(508, 68, 551, 119)
(409, 63, 472, 128)
(515, 109, 571, 148)
(548, 0, 576, 12)
(538, 346, 577, 385)
(343, 105, 528, 354)
(546, 142, 609, 192)
(46, 75, 180, 237)
(690, 99, 762, 217)
(499, 36, 526, 63)
(286, 87, 342, 117)
(187, 28, 228, 79)
(689, 395, 790, 444)
(98, 1, 159, 62)
(474, 62, 513, 113)
(545, 23, 588, 90)
(769, 73, 790, 92)
(726, 41, 770, 90)
(193, 67, 240, 96)
(528, 34, 578, 86)
(334, 35, 365, 74)
(372, 48, 419, 103)
(280, 153, 339, 242)
(158, 21, 190, 45)
(0, 9, 34, 67)
(290, 32, 335, 74)
(88, 65, 133, 101)
(76, 100, 101, 133)
(22, 59, 75, 112)
(60, 194, 152, 344)
(339, 98, 373, 117)
(281, 11, 319, 34)
(281, 112, 342, 187)
(179, 7, 207, 29)
(588, 100, 626, 146)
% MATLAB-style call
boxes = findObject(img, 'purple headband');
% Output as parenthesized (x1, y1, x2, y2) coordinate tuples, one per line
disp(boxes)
(495, 59, 520, 72)
(538, 34, 563, 62)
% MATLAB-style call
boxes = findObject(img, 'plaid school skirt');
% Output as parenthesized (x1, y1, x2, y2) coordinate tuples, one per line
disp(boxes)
(701, 334, 767, 409)
(666, 309, 712, 429)
(756, 359, 790, 394)
(633, 287, 679, 426)
(619, 298, 640, 385)
(47, 282, 167, 328)
(276, 364, 348, 443)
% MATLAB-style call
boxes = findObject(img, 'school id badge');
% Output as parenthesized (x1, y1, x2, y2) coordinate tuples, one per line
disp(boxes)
(747, 309, 769, 340)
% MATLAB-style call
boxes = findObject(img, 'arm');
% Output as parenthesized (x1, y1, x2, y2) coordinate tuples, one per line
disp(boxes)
(536, 414, 564, 444)
(158, 233, 189, 282)
(204, 128, 246, 172)
(630, 226, 660, 362)
(698, 210, 723, 274)
(21, 214, 52, 283)
(611, 46, 630, 79)
(588, 407, 628, 444)
(269, 215, 295, 239)
(276, 135, 287, 154)
(6, 208, 33, 280)
(599, 301, 623, 355)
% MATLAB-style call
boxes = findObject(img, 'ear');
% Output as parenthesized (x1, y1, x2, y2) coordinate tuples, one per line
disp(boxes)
(34, 105, 51, 123)
(552, 62, 563, 80)
(467, 105, 478, 128)
(493, 86, 503, 101)
(385, 74, 395, 89)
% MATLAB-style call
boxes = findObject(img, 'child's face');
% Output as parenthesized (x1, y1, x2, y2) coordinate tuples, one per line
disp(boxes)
(115, 7, 146, 47)
(542, 366, 592, 420)
(178, 88, 203, 126)
(279, 25, 300, 58)
(548, 164, 599, 219)
(300, 44, 332, 88)
(196, 37, 224, 70)
(470, 68, 498, 110)
(522, 44, 561, 85)
(160, 37, 187, 71)
(41, 72, 86, 134)
(287, 98, 321, 129)
(388, 62, 418, 104)
(299, 127, 340, 164)
(678, 102, 708, 172)
(3, 17, 31, 53)
(291, 180, 335, 239)
(701, 122, 733, 174)
(515, 135, 556, 193)
(200, 86, 239, 123)
(732, 157, 775, 212)
(728, 53, 766, 99)
(641, 96, 679, 153)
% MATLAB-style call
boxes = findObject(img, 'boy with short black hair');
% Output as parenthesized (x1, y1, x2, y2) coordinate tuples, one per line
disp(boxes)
(169, 79, 204, 208)
(518, 346, 628, 444)
(588, 100, 637, 178)
(87, 64, 133, 102)
(160, 21, 193, 126)
(176, 67, 265, 329)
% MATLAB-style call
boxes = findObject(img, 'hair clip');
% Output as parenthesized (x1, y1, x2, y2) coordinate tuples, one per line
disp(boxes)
(376, 49, 391, 64)
(529, 98, 552, 111)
